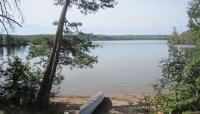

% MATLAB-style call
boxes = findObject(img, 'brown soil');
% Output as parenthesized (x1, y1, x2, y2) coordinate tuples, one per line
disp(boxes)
(50, 95, 144, 114)
(51, 95, 141, 106)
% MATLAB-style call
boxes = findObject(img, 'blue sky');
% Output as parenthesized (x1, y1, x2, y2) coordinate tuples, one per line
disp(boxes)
(14, 0, 190, 35)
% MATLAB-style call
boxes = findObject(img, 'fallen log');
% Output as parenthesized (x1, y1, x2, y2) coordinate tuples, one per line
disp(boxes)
(78, 91, 104, 114)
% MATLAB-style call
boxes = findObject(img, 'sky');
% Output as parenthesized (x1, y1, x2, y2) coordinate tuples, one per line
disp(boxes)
(14, 0, 190, 35)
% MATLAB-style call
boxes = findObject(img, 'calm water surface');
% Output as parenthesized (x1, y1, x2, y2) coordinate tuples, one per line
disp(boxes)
(0, 40, 169, 96)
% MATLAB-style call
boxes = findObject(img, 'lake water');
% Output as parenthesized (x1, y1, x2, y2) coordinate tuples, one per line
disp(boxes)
(0, 40, 169, 96)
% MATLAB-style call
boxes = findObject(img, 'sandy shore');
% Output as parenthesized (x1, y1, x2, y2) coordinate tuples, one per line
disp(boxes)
(50, 95, 145, 114)
(51, 95, 141, 106)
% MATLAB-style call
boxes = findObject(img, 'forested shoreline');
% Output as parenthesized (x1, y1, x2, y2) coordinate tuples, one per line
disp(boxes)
(1, 0, 200, 113)
(0, 34, 170, 47)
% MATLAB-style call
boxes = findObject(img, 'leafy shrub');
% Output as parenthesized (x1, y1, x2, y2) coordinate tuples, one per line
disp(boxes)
(0, 57, 41, 108)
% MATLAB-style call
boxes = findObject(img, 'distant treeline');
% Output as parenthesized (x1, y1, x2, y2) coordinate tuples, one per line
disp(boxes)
(88, 35, 170, 41)
(0, 35, 28, 47)
(0, 34, 170, 46)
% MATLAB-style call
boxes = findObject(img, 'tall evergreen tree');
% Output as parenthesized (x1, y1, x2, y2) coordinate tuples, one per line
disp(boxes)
(36, 0, 117, 111)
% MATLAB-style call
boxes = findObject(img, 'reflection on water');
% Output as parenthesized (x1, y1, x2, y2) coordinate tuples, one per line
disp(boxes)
(0, 46, 28, 59)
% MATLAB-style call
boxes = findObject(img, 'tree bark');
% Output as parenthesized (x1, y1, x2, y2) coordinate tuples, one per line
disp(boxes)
(36, 0, 70, 111)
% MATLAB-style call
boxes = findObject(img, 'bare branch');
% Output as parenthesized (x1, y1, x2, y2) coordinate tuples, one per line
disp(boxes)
(0, 14, 22, 27)
(0, 0, 23, 34)
(0, 19, 8, 34)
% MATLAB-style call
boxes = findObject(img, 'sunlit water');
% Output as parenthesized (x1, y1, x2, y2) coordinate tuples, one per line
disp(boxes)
(0, 40, 169, 96)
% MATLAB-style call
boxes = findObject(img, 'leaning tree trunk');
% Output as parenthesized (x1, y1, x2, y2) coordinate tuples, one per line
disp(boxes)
(36, 0, 70, 111)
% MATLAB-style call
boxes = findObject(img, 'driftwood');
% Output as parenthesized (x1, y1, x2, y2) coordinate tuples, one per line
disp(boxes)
(78, 91, 104, 114)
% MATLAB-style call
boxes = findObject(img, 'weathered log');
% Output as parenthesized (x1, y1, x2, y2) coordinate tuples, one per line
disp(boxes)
(78, 91, 104, 114)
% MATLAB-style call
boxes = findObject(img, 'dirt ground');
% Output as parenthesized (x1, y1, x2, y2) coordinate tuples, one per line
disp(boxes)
(51, 95, 141, 106)
(50, 95, 145, 114)
(50, 96, 200, 114)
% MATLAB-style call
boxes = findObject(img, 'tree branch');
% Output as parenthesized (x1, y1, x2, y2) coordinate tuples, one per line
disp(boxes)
(0, 14, 22, 27)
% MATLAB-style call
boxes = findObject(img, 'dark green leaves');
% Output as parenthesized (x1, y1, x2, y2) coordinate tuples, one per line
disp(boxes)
(59, 34, 98, 68)
(0, 56, 65, 108)
(29, 34, 98, 69)
(152, 45, 200, 113)
(0, 57, 40, 107)
(76, 0, 117, 14)
(54, 0, 117, 14)
(188, 0, 200, 30)
(30, 18, 98, 69)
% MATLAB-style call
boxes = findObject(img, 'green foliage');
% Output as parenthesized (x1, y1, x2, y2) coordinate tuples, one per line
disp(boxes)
(137, 45, 200, 113)
(54, 0, 117, 14)
(170, 0, 200, 45)
(0, 33, 171, 47)
(180, 30, 197, 44)
(28, 33, 98, 69)
(59, 35, 98, 68)
(0, 56, 64, 109)
(150, 45, 200, 113)
(169, 29, 197, 45)
(0, 35, 28, 47)
(27, 35, 55, 45)
(0, 57, 41, 108)
(139, 1, 200, 113)
(87, 35, 170, 41)
(188, 0, 200, 30)
(137, 96, 158, 113)
(28, 16, 98, 69)
(0, 34, 170, 46)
